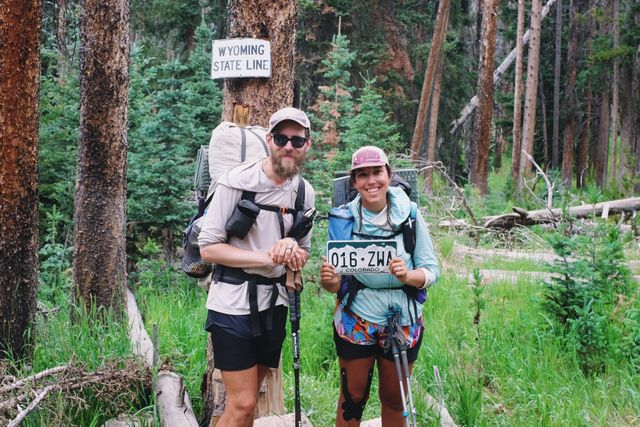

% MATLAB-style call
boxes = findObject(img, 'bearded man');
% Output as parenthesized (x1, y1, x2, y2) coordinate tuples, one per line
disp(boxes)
(199, 107, 315, 426)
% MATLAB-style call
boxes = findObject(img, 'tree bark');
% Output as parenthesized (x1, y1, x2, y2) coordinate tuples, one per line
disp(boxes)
(73, 0, 129, 314)
(518, 0, 543, 188)
(561, 0, 577, 187)
(0, 0, 41, 360)
(511, 0, 526, 187)
(410, 0, 450, 161)
(551, 0, 562, 168)
(221, 0, 298, 127)
(471, 0, 500, 196)
(204, 1, 298, 424)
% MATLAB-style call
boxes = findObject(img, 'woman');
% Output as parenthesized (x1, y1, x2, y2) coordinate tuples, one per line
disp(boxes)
(320, 146, 440, 426)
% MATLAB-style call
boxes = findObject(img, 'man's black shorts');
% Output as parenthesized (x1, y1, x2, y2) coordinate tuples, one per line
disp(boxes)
(206, 306, 287, 371)
(333, 326, 424, 363)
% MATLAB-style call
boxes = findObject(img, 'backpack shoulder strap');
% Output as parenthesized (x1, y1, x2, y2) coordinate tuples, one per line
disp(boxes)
(241, 190, 256, 203)
(295, 177, 306, 212)
(245, 128, 269, 157)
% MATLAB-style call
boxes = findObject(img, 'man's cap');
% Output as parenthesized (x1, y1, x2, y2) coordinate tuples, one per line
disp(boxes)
(268, 107, 311, 133)
(351, 146, 390, 171)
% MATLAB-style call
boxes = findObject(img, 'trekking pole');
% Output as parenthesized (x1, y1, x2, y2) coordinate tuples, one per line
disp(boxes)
(400, 348, 418, 426)
(385, 310, 411, 427)
(286, 269, 302, 427)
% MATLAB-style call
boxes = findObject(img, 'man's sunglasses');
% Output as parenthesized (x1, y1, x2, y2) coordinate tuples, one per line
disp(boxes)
(271, 133, 307, 149)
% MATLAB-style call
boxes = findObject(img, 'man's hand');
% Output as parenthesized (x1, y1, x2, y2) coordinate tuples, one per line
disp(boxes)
(286, 247, 309, 271)
(268, 237, 299, 265)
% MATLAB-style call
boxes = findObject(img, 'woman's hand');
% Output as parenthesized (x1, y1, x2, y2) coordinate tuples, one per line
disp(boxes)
(389, 257, 427, 288)
(320, 256, 341, 293)
(389, 257, 409, 283)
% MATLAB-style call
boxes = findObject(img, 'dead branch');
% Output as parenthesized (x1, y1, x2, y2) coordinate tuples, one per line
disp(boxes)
(0, 365, 70, 395)
(0, 359, 150, 422)
(7, 384, 57, 427)
(419, 161, 479, 226)
(522, 150, 554, 209)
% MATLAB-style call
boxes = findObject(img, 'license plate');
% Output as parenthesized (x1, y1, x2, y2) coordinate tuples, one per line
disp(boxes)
(327, 240, 397, 274)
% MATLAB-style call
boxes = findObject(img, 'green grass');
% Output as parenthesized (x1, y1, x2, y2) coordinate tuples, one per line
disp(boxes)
(133, 266, 209, 416)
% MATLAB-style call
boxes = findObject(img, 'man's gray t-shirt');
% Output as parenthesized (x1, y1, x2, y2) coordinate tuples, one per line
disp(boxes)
(198, 159, 315, 315)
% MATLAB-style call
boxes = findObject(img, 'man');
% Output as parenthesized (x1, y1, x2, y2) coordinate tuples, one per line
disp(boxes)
(199, 107, 315, 426)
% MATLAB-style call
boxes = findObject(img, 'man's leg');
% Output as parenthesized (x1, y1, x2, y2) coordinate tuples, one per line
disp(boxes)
(218, 366, 260, 427)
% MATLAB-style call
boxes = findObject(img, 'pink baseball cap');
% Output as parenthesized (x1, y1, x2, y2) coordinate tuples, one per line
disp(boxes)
(268, 107, 311, 133)
(351, 146, 389, 170)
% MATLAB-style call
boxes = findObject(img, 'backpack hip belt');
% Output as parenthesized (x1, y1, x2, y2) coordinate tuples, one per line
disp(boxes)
(213, 265, 286, 337)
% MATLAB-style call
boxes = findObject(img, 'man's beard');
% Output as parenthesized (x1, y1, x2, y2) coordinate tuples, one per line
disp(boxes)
(271, 150, 304, 179)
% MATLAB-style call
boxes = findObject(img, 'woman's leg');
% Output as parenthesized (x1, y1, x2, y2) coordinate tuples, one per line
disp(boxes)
(377, 356, 413, 426)
(336, 356, 376, 427)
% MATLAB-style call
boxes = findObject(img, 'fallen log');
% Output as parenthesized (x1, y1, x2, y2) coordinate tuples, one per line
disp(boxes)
(253, 412, 313, 426)
(156, 371, 198, 427)
(438, 197, 640, 230)
(125, 288, 199, 427)
(126, 288, 154, 367)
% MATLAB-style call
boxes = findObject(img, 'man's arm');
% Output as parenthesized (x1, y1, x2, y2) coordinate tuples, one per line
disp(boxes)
(200, 242, 275, 268)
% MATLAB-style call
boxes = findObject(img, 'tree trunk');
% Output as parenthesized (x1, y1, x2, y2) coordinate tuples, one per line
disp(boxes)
(410, 0, 450, 161)
(424, 53, 446, 194)
(631, 49, 640, 194)
(511, 0, 526, 187)
(576, 83, 591, 188)
(610, 0, 620, 192)
(56, 0, 69, 75)
(538, 68, 549, 169)
(619, 63, 633, 192)
(595, 87, 610, 189)
(0, 0, 41, 360)
(518, 0, 543, 189)
(203, 1, 298, 424)
(561, 0, 577, 187)
(73, 0, 129, 314)
(471, 0, 500, 196)
(451, 0, 558, 135)
(221, 1, 299, 127)
(551, 0, 562, 168)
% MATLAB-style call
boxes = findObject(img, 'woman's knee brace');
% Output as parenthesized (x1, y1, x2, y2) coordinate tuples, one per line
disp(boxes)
(340, 367, 374, 422)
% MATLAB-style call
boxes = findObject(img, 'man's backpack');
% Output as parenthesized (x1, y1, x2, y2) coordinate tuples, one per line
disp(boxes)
(182, 123, 269, 279)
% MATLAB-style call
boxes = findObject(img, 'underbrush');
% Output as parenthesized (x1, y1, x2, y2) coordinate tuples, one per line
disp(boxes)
(2, 269, 152, 426)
